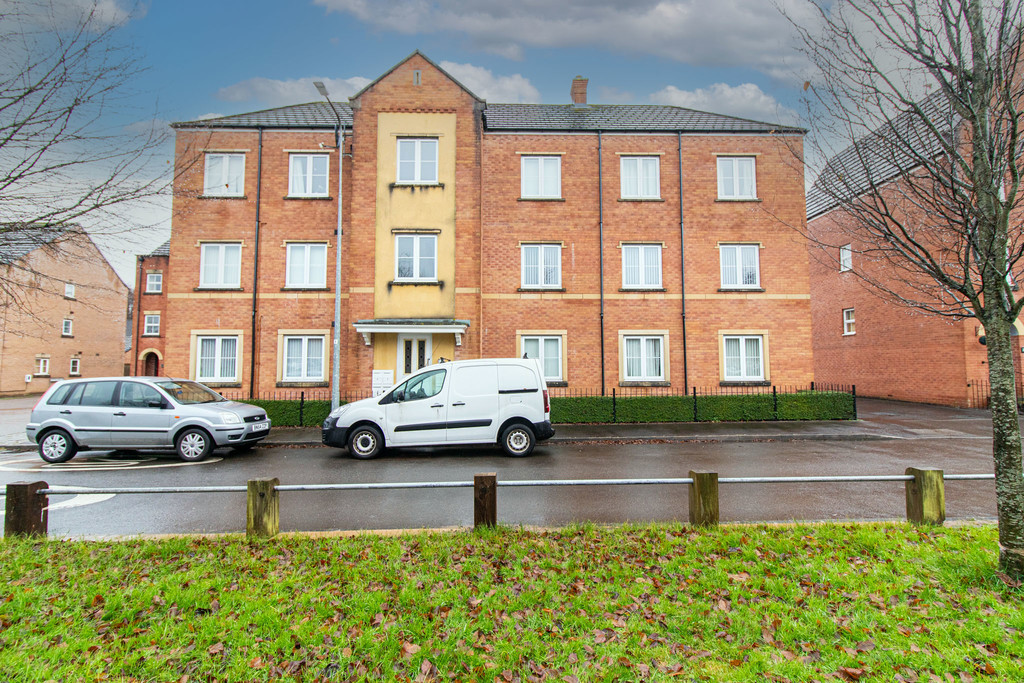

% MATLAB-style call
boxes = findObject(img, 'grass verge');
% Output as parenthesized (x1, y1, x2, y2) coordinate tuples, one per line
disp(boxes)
(1, 523, 1020, 681)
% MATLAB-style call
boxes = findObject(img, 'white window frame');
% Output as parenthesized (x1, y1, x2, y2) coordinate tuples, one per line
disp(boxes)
(622, 335, 665, 382)
(144, 314, 161, 336)
(203, 153, 245, 197)
(839, 244, 852, 272)
(521, 335, 563, 382)
(195, 336, 239, 383)
(620, 156, 660, 199)
(621, 244, 663, 289)
(146, 273, 163, 293)
(285, 243, 328, 288)
(394, 234, 437, 282)
(521, 244, 562, 289)
(35, 358, 49, 375)
(520, 156, 562, 199)
(62, 319, 73, 336)
(64, 283, 75, 298)
(723, 335, 764, 382)
(719, 244, 761, 289)
(396, 138, 438, 184)
(69, 358, 80, 375)
(717, 156, 757, 200)
(199, 242, 242, 289)
(843, 308, 856, 335)
(282, 335, 326, 382)
(288, 153, 330, 197)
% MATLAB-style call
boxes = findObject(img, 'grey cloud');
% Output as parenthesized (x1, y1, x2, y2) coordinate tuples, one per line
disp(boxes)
(438, 61, 540, 102)
(216, 76, 372, 107)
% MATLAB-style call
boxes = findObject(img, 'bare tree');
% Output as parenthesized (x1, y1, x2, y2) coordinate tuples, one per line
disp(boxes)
(0, 0, 170, 307)
(789, 0, 1024, 575)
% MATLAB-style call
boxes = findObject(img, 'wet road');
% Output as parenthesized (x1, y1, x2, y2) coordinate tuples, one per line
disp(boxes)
(0, 429, 997, 537)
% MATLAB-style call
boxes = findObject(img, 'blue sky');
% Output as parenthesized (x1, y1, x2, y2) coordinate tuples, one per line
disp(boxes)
(73, 0, 820, 281)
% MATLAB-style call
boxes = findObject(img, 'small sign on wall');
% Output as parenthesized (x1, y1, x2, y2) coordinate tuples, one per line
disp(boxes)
(372, 369, 395, 397)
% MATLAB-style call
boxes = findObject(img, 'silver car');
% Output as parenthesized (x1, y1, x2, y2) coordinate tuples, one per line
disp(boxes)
(25, 377, 271, 463)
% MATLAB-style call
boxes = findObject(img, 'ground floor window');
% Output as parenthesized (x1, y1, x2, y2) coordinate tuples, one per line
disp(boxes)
(196, 336, 238, 382)
(723, 335, 764, 381)
(521, 335, 563, 381)
(622, 335, 664, 381)
(284, 335, 325, 381)
(69, 358, 80, 375)
(35, 357, 49, 375)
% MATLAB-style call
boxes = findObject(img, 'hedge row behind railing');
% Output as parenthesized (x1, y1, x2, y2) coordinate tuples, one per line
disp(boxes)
(244, 390, 855, 427)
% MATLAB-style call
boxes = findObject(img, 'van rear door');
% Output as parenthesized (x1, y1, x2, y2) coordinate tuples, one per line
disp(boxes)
(446, 363, 499, 443)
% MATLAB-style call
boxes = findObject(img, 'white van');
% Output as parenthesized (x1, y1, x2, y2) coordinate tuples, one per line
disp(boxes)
(321, 358, 554, 458)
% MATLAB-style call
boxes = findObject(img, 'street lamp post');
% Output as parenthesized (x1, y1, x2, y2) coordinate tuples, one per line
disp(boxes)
(314, 81, 345, 411)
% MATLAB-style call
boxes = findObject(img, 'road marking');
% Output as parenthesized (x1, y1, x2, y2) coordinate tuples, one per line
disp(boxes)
(0, 486, 115, 517)
(0, 453, 222, 473)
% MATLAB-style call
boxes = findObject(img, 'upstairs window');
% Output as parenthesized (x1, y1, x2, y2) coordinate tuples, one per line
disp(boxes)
(144, 314, 161, 336)
(622, 244, 662, 289)
(717, 156, 756, 200)
(397, 139, 438, 184)
(146, 273, 163, 293)
(843, 308, 856, 335)
(204, 153, 245, 196)
(199, 243, 242, 288)
(64, 283, 75, 298)
(395, 234, 436, 282)
(521, 244, 561, 289)
(839, 244, 852, 271)
(620, 156, 660, 199)
(286, 243, 328, 288)
(289, 154, 329, 197)
(62, 319, 73, 336)
(521, 156, 561, 198)
(720, 244, 760, 289)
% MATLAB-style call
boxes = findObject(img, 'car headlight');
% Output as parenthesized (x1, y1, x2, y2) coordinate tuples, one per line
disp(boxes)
(329, 404, 351, 419)
(220, 412, 241, 424)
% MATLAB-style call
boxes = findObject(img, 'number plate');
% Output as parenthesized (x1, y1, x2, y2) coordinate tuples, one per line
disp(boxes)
(251, 421, 269, 432)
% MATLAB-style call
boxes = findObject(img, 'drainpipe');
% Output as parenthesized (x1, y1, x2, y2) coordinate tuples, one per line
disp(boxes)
(134, 255, 143, 375)
(598, 131, 606, 396)
(248, 127, 264, 399)
(331, 126, 344, 409)
(678, 131, 688, 390)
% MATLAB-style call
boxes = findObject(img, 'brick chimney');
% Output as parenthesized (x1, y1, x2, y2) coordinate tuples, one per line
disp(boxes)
(571, 75, 588, 107)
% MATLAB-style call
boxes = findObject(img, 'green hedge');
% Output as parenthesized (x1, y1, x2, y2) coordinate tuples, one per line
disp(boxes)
(239, 391, 856, 427)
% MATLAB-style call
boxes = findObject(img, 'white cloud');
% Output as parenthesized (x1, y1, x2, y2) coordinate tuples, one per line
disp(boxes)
(314, 0, 814, 79)
(651, 83, 800, 125)
(0, 0, 140, 30)
(194, 112, 226, 121)
(216, 76, 372, 107)
(597, 86, 635, 104)
(438, 61, 539, 103)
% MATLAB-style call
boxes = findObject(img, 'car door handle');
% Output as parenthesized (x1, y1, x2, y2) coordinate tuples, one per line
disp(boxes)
(430, 403, 444, 408)
(59, 410, 71, 415)
(113, 412, 126, 417)
(451, 402, 465, 406)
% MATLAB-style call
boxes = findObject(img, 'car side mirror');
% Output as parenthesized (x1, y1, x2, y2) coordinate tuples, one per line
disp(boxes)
(395, 390, 405, 403)
(148, 400, 164, 408)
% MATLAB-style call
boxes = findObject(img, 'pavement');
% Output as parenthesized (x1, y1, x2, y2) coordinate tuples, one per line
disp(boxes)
(0, 395, 1002, 450)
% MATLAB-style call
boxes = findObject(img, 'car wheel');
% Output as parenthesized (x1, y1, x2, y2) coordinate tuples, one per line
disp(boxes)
(501, 423, 535, 457)
(38, 429, 77, 463)
(176, 428, 212, 462)
(347, 425, 384, 460)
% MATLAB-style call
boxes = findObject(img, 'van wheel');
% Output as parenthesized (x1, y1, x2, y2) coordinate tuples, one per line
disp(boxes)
(348, 425, 384, 460)
(501, 424, 535, 457)
(39, 429, 77, 463)
(176, 428, 212, 462)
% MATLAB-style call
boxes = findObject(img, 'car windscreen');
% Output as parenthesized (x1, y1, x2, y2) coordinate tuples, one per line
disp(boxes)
(155, 381, 225, 405)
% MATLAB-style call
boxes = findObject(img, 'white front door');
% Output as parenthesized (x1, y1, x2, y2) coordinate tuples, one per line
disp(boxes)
(397, 334, 432, 381)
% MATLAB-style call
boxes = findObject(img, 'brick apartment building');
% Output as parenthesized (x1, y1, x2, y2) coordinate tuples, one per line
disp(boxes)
(1, 226, 129, 396)
(136, 51, 813, 396)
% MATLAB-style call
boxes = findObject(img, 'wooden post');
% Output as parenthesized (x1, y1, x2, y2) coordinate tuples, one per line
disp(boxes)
(905, 468, 945, 525)
(247, 478, 280, 538)
(5, 481, 48, 537)
(474, 472, 497, 529)
(688, 471, 719, 526)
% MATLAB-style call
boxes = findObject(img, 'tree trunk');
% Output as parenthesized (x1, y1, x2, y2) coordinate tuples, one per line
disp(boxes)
(984, 316, 1024, 576)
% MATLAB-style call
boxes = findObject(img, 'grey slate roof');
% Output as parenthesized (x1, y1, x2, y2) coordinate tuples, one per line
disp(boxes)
(806, 93, 956, 220)
(173, 99, 800, 135)
(148, 240, 171, 257)
(0, 224, 71, 264)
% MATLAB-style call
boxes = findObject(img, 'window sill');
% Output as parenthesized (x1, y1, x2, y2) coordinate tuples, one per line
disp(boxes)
(194, 287, 244, 292)
(69, 373, 80, 377)
(64, 296, 76, 301)
(618, 198, 664, 202)
(199, 382, 241, 388)
(199, 195, 247, 200)
(390, 182, 444, 189)
(141, 334, 161, 338)
(720, 380, 770, 387)
(715, 198, 762, 203)
(718, 287, 764, 293)
(518, 197, 565, 202)
(619, 380, 670, 387)
(842, 332, 856, 337)
(33, 374, 51, 378)
(61, 335, 73, 339)
(143, 291, 163, 295)
(276, 381, 329, 388)
(545, 380, 568, 388)
(518, 287, 565, 293)
(388, 280, 444, 288)
(283, 195, 333, 200)
(281, 287, 330, 292)
(619, 288, 665, 292)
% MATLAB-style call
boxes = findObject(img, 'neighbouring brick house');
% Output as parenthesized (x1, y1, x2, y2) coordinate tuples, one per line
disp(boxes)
(0, 226, 129, 396)
(133, 239, 169, 377)
(806, 98, 1005, 408)
(138, 51, 813, 396)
